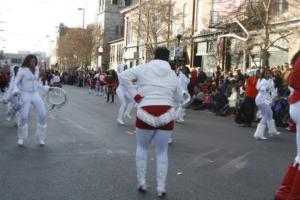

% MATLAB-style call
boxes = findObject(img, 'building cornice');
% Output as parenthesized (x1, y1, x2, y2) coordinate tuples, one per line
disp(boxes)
(108, 38, 125, 44)
(120, 4, 139, 14)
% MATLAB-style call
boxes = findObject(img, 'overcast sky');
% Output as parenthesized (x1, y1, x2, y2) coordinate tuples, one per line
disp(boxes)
(0, 0, 98, 54)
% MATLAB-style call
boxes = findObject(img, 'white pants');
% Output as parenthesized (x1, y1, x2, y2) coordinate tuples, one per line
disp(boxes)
(18, 92, 47, 128)
(116, 87, 134, 119)
(257, 103, 273, 125)
(290, 101, 300, 163)
(136, 128, 171, 165)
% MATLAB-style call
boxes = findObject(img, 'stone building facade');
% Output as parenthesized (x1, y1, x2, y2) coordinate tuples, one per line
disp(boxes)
(95, 0, 137, 69)
(107, 0, 300, 72)
(119, 0, 195, 69)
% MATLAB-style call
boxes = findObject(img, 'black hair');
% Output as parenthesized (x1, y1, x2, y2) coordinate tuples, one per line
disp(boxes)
(261, 68, 271, 80)
(22, 54, 38, 68)
(14, 66, 19, 76)
(291, 50, 300, 65)
(154, 47, 170, 61)
(182, 66, 190, 77)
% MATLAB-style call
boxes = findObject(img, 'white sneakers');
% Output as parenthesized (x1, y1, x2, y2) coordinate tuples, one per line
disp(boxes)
(175, 118, 184, 123)
(254, 122, 268, 140)
(117, 119, 125, 125)
(17, 124, 46, 146)
(39, 140, 45, 146)
(17, 139, 45, 146)
(17, 139, 24, 146)
(267, 120, 281, 136)
(254, 120, 281, 140)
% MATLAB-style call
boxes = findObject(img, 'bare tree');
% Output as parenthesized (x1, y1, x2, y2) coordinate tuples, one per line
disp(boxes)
(214, 0, 300, 68)
(130, 0, 191, 61)
(56, 24, 103, 71)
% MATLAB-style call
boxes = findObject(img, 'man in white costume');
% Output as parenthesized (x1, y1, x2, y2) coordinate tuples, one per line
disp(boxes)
(116, 64, 135, 125)
(119, 47, 182, 198)
(254, 68, 280, 140)
(175, 66, 191, 123)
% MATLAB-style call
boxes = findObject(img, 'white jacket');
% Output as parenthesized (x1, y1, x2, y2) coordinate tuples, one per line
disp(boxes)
(178, 72, 190, 93)
(13, 66, 49, 93)
(119, 60, 183, 107)
(255, 78, 276, 105)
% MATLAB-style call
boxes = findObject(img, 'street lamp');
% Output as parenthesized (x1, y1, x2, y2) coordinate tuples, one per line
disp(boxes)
(78, 8, 85, 28)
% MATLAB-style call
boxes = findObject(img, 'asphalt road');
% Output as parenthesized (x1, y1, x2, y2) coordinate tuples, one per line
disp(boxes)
(0, 86, 296, 200)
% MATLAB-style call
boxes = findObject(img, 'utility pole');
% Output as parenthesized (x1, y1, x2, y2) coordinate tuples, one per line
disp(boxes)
(136, 0, 142, 65)
(167, 0, 171, 48)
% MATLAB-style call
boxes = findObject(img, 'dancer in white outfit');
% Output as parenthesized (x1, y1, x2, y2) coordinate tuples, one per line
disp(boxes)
(1, 65, 21, 121)
(116, 64, 135, 125)
(119, 47, 182, 198)
(254, 68, 280, 140)
(175, 66, 190, 123)
(13, 55, 50, 146)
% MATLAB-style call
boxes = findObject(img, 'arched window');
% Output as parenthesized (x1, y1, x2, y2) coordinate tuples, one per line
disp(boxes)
(183, 3, 189, 30)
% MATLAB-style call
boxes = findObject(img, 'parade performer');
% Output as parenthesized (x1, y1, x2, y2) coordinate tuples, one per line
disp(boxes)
(243, 69, 259, 127)
(13, 55, 50, 146)
(106, 70, 118, 103)
(1, 65, 22, 121)
(175, 66, 190, 123)
(275, 50, 300, 200)
(50, 71, 62, 88)
(116, 64, 135, 125)
(119, 47, 182, 197)
(253, 68, 280, 140)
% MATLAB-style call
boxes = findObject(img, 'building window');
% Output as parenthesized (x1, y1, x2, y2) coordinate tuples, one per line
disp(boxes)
(120, 26, 124, 36)
(127, 22, 133, 44)
(183, 3, 189, 30)
(115, 26, 124, 36)
(112, 0, 118, 5)
(125, 0, 132, 6)
(99, 0, 104, 12)
(279, 0, 288, 14)
(196, 0, 203, 31)
(115, 26, 119, 36)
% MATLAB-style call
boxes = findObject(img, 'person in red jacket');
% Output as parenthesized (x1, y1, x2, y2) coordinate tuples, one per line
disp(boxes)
(275, 50, 300, 200)
(243, 69, 260, 127)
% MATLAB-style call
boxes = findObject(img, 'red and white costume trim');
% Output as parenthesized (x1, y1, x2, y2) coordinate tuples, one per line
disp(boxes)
(275, 55, 300, 199)
(119, 59, 182, 196)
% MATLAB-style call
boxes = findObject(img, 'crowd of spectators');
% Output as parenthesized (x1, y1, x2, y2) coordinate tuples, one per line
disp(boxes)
(188, 63, 293, 130)
(1, 62, 295, 132)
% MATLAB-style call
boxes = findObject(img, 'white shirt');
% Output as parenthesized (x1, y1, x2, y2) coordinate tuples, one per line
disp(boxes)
(255, 78, 276, 105)
(50, 75, 60, 84)
(13, 66, 49, 93)
(119, 60, 183, 107)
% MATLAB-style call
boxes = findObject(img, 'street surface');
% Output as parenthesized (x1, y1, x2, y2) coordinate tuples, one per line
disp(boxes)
(0, 86, 296, 200)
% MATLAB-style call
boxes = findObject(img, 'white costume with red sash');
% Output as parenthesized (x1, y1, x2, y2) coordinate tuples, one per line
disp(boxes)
(119, 59, 182, 196)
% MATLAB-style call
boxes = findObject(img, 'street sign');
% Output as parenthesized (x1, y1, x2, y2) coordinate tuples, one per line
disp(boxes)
(175, 45, 184, 58)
